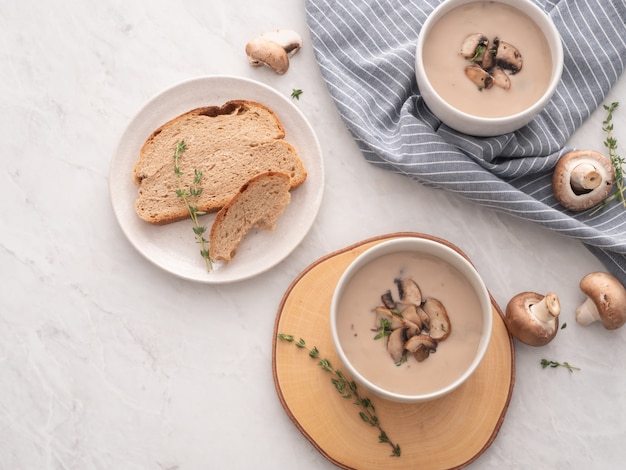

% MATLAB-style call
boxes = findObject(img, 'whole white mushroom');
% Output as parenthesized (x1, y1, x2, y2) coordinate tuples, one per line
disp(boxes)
(245, 30, 302, 75)
(552, 150, 614, 211)
(576, 272, 626, 330)
(505, 291, 561, 346)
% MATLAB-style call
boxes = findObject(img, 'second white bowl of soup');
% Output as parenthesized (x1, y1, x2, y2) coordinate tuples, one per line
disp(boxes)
(330, 237, 493, 403)
(415, 0, 563, 136)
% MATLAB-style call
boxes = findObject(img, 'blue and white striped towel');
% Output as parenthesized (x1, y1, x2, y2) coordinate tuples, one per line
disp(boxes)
(305, 0, 626, 285)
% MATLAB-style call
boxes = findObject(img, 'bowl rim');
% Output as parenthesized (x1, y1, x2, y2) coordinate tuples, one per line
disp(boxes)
(415, 0, 564, 127)
(330, 236, 493, 403)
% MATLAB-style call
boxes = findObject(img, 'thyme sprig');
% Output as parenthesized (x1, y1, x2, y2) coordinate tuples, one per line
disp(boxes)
(603, 102, 626, 207)
(291, 88, 303, 100)
(591, 102, 625, 214)
(277, 334, 401, 457)
(373, 318, 392, 345)
(540, 359, 581, 373)
(470, 44, 486, 63)
(173, 140, 212, 271)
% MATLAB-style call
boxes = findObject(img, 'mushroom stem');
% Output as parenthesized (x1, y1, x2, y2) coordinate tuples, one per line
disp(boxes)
(571, 163, 602, 192)
(528, 292, 560, 323)
(575, 297, 601, 326)
(552, 150, 615, 211)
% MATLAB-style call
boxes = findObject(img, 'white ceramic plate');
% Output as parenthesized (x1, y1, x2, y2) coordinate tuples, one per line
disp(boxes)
(109, 76, 324, 283)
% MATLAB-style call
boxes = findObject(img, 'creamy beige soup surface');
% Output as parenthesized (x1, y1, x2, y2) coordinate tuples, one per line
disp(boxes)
(336, 251, 484, 396)
(422, 1, 552, 118)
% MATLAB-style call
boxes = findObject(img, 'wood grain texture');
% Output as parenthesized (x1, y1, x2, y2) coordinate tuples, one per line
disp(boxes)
(272, 233, 515, 470)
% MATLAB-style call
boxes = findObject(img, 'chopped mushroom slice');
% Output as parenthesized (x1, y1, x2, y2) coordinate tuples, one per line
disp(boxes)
(491, 67, 511, 90)
(576, 272, 626, 330)
(481, 43, 497, 69)
(400, 304, 423, 330)
(381, 290, 396, 309)
(405, 334, 438, 362)
(402, 319, 421, 338)
(374, 306, 404, 330)
(459, 33, 489, 58)
(465, 64, 494, 89)
(395, 278, 422, 306)
(412, 346, 431, 363)
(505, 292, 560, 346)
(373, 277, 453, 364)
(421, 297, 451, 341)
(416, 306, 431, 331)
(494, 39, 523, 74)
(387, 327, 407, 363)
(552, 150, 615, 211)
(459, 35, 522, 91)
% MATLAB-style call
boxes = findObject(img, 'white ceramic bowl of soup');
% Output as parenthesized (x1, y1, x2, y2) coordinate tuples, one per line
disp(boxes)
(330, 237, 493, 403)
(415, 0, 563, 136)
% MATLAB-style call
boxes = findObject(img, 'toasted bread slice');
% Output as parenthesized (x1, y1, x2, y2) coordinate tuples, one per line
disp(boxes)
(209, 171, 291, 263)
(132, 100, 306, 224)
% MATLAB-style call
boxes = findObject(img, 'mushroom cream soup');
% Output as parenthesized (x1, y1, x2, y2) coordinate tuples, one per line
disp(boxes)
(336, 251, 484, 395)
(422, 1, 552, 118)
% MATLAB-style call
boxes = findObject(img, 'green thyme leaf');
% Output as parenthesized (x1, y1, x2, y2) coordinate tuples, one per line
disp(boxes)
(470, 44, 486, 62)
(540, 359, 581, 372)
(173, 140, 213, 271)
(278, 334, 401, 457)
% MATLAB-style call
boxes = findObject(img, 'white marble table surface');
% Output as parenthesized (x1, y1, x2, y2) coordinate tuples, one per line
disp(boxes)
(2, 1, 625, 469)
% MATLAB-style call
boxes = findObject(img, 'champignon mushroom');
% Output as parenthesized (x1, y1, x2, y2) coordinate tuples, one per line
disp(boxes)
(395, 277, 422, 306)
(495, 39, 522, 74)
(576, 272, 626, 330)
(465, 64, 494, 90)
(400, 304, 423, 330)
(374, 306, 404, 330)
(552, 150, 615, 211)
(459, 33, 489, 58)
(405, 334, 438, 362)
(481, 43, 497, 69)
(416, 306, 431, 331)
(381, 290, 396, 309)
(245, 30, 302, 75)
(505, 292, 560, 346)
(402, 319, 422, 338)
(258, 30, 302, 57)
(491, 66, 511, 90)
(421, 297, 451, 341)
(387, 327, 407, 362)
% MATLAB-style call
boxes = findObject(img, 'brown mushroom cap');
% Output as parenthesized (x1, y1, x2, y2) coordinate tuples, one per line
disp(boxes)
(245, 37, 290, 75)
(576, 272, 626, 330)
(505, 292, 560, 346)
(552, 150, 615, 211)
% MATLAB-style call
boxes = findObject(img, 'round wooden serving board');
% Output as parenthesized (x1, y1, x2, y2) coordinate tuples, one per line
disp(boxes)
(272, 233, 515, 470)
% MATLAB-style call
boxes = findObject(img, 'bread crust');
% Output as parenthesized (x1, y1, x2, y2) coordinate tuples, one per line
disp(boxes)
(209, 171, 292, 262)
(132, 100, 306, 225)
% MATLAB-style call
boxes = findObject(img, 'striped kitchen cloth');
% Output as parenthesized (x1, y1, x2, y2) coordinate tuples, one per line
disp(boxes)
(305, 0, 626, 285)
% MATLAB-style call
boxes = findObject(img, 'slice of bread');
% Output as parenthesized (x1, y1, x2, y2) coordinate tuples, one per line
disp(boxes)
(209, 171, 291, 263)
(132, 100, 307, 224)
